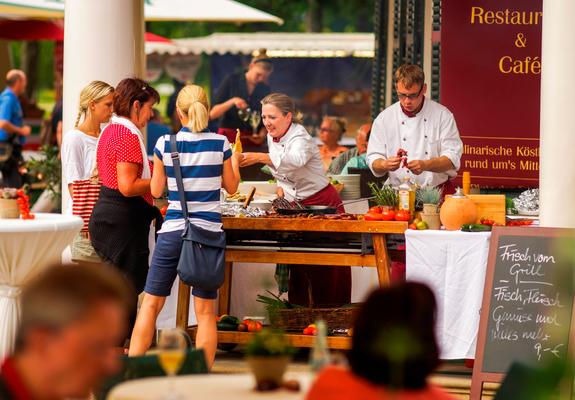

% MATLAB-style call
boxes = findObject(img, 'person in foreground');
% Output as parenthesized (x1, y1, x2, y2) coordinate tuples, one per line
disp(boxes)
(306, 282, 454, 400)
(128, 85, 241, 369)
(0, 263, 134, 400)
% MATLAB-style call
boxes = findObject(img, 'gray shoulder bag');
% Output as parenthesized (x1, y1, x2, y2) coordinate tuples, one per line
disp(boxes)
(169, 134, 226, 291)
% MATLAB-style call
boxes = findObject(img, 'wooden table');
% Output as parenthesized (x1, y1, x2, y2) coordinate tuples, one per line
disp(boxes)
(176, 217, 407, 349)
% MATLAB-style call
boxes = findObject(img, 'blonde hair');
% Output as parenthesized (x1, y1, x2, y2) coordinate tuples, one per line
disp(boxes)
(394, 64, 425, 89)
(75, 81, 114, 128)
(323, 116, 347, 140)
(250, 49, 273, 72)
(261, 92, 303, 124)
(176, 85, 210, 133)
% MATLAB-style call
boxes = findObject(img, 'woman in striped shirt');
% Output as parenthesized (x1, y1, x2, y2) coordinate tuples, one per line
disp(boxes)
(129, 85, 240, 368)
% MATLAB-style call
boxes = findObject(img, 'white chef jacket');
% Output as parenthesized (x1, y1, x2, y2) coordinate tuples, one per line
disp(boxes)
(367, 98, 462, 188)
(268, 123, 329, 202)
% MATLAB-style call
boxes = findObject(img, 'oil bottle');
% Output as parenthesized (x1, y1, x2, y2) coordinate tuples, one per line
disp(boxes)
(398, 176, 415, 214)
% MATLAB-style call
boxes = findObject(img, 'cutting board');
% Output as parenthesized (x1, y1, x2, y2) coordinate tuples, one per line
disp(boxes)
(467, 194, 506, 225)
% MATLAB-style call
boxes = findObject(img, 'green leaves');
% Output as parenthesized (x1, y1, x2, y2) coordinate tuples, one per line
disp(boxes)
(368, 182, 398, 207)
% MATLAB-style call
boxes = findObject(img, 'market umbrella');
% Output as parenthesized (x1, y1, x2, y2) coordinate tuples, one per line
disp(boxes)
(0, 19, 63, 40)
(0, 20, 172, 43)
(0, 0, 283, 24)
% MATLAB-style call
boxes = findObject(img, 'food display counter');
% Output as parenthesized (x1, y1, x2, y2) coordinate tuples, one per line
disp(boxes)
(176, 216, 407, 349)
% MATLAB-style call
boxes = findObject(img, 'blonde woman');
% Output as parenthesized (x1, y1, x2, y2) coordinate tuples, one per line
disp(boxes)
(61, 80, 114, 263)
(129, 85, 241, 368)
(240, 93, 351, 308)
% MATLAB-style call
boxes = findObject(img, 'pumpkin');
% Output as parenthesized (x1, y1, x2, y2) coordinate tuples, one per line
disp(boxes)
(439, 188, 478, 230)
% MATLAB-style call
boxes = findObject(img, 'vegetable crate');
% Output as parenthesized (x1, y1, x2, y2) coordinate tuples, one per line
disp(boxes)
(269, 306, 356, 332)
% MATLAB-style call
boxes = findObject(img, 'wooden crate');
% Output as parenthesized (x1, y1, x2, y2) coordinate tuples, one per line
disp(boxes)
(467, 194, 506, 225)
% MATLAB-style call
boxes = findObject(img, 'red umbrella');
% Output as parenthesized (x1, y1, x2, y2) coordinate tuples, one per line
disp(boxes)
(0, 20, 63, 41)
(0, 20, 172, 43)
(144, 32, 172, 43)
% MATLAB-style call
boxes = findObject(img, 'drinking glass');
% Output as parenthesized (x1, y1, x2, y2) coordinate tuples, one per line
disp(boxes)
(157, 328, 187, 399)
(249, 110, 261, 135)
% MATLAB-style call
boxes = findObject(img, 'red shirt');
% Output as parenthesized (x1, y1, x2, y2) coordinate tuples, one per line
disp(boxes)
(306, 367, 455, 400)
(0, 357, 34, 400)
(97, 122, 153, 204)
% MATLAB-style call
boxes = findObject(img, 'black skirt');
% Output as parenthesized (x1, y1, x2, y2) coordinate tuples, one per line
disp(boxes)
(89, 186, 161, 294)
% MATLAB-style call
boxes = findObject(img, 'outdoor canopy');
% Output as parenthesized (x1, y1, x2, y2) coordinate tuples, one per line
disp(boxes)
(145, 32, 375, 57)
(0, 0, 283, 24)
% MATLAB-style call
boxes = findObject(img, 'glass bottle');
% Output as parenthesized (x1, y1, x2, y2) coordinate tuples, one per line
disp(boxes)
(398, 176, 415, 214)
(310, 320, 330, 373)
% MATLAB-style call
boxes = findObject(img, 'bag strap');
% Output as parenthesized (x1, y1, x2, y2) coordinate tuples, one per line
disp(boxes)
(169, 133, 189, 219)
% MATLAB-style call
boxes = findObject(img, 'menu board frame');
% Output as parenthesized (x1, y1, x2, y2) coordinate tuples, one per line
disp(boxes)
(470, 226, 575, 399)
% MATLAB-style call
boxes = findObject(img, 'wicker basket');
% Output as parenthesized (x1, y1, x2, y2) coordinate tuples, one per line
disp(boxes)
(269, 306, 356, 332)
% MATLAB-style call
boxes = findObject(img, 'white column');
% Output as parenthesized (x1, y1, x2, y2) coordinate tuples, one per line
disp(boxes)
(539, 0, 575, 228)
(61, 0, 145, 212)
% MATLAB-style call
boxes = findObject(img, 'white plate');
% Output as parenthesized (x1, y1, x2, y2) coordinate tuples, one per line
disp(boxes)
(516, 209, 539, 216)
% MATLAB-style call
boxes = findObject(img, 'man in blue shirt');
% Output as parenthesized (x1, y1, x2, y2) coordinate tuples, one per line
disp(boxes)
(0, 70, 30, 188)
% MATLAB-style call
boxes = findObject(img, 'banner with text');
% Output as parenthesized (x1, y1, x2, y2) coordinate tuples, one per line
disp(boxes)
(441, 0, 542, 188)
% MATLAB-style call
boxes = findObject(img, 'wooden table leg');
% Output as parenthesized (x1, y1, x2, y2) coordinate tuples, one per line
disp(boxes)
(176, 279, 190, 329)
(372, 233, 391, 287)
(218, 261, 233, 316)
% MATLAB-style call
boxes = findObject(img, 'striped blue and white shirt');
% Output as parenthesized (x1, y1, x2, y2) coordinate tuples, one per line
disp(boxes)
(154, 128, 232, 233)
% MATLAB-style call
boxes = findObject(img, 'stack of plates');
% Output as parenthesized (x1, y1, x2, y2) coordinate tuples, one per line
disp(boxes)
(331, 174, 361, 200)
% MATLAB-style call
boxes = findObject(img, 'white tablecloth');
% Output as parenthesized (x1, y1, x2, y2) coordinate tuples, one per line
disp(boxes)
(405, 229, 490, 359)
(108, 371, 313, 400)
(0, 213, 82, 359)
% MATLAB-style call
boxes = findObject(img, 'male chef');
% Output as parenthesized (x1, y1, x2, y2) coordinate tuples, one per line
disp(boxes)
(367, 64, 463, 192)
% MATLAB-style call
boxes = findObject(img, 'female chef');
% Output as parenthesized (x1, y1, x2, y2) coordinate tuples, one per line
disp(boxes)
(240, 92, 351, 307)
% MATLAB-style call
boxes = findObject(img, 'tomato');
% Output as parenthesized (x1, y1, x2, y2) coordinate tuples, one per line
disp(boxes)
(16, 189, 24, 197)
(480, 218, 495, 226)
(381, 209, 396, 221)
(160, 205, 168, 216)
(408, 223, 417, 230)
(394, 210, 411, 222)
(243, 319, 263, 332)
(303, 325, 317, 335)
(364, 212, 384, 221)
(368, 206, 382, 214)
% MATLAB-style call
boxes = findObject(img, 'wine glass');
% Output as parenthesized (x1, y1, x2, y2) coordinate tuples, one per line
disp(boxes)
(157, 328, 187, 399)
(237, 107, 251, 122)
(249, 110, 261, 135)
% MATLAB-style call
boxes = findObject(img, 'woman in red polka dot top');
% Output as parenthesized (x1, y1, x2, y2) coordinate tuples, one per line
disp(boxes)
(89, 78, 162, 329)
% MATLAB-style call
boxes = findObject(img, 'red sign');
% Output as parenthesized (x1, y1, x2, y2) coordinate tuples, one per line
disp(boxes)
(441, 0, 542, 188)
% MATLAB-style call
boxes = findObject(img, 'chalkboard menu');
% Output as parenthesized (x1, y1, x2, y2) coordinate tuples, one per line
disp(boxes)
(470, 227, 575, 399)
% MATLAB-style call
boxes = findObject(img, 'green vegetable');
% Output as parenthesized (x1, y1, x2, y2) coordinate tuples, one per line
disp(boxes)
(216, 321, 239, 331)
(217, 315, 240, 331)
(461, 224, 492, 232)
(219, 315, 240, 325)
(368, 182, 398, 207)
